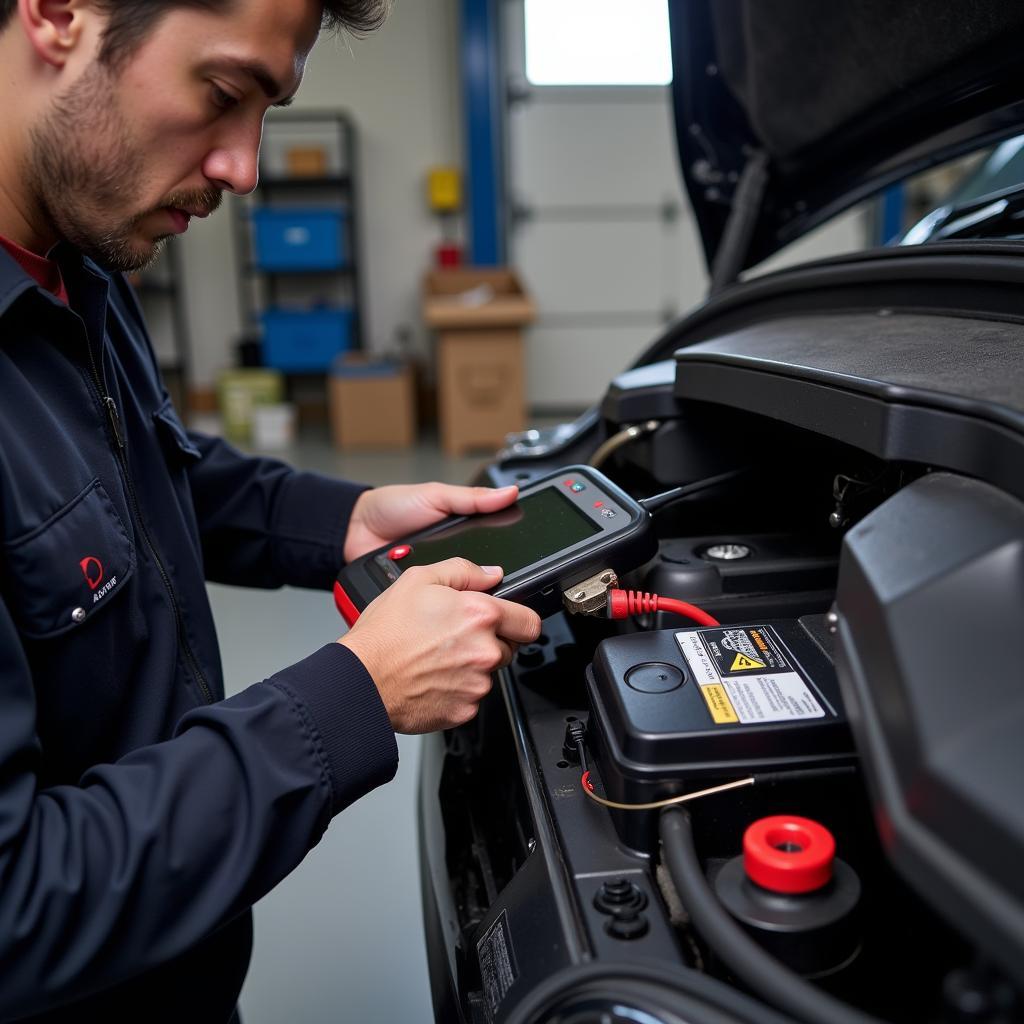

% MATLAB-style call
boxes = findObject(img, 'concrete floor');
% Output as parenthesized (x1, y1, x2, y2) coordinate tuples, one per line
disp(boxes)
(207, 428, 543, 1024)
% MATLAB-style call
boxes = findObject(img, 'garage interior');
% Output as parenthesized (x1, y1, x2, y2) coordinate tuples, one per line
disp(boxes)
(115, 2, 1014, 1022)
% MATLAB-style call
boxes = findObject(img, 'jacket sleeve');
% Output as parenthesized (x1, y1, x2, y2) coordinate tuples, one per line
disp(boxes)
(184, 431, 370, 590)
(0, 610, 398, 1020)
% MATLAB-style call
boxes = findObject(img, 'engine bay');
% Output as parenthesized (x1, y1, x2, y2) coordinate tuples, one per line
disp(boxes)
(419, 284, 1024, 1024)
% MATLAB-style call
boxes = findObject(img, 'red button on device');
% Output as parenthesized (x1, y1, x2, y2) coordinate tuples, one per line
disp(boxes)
(388, 544, 412, 560)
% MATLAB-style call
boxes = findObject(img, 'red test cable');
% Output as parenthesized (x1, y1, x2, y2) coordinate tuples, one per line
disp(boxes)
(607, 589, 719, 627)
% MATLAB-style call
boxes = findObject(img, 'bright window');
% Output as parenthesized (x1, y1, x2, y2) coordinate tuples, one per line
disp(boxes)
(524, 0, 673, 87)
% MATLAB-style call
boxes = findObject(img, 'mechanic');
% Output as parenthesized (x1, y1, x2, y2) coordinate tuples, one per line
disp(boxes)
(0, 1, 541, 1020)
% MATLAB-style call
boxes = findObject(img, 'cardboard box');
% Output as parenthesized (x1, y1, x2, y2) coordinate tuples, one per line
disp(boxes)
(423, 269, 536, 455)
(328, 357, 416, 450)
(286, 145, 329, 177)
(422, 268, 536, 331)
(437, 331, 526, 456)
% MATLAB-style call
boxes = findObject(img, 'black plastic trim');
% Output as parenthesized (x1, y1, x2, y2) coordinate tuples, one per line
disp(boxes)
(673, 361, 1024, 503)
(636, 245, 1024, 371)
(835, 473, 1024, 986)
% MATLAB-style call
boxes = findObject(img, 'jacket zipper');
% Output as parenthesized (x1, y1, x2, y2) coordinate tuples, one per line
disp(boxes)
(84, 349, 215, 705)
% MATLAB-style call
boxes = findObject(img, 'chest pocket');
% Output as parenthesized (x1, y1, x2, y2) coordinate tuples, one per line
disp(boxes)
(4, 478, 136, 639)
(153, 396, 202, 463)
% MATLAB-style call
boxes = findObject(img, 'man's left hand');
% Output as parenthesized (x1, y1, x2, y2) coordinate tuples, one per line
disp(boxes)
(343, 482, 519, 563)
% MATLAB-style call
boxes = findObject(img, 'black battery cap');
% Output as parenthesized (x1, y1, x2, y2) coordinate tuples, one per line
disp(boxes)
(625, 662, 685, 693)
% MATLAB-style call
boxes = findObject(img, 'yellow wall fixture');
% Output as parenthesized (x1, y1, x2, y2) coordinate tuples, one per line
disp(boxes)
(427, 167, 462, 212)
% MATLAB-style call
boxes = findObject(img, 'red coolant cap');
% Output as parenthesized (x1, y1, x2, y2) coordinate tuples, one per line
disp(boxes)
(744, 815, 835, 894)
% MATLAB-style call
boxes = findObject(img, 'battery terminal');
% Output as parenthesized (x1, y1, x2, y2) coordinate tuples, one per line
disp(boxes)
(562, 569, 618, 615)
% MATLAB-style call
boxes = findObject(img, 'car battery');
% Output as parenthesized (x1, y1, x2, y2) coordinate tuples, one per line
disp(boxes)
(584, 618, 855, 851)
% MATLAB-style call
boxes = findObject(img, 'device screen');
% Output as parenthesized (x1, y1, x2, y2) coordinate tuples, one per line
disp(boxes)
(397, 487, 601, 575)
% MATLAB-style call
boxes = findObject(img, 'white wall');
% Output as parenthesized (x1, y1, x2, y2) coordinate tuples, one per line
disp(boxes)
(178, 0, 464, 391)
(501, 0, 872, 414)
(748, 206, 873, 279)
(170, 0, 872, 402)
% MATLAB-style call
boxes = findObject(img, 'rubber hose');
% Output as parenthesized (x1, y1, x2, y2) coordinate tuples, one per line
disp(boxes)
(660, 807, 886, 1024)
(502, 960, 792, 1024)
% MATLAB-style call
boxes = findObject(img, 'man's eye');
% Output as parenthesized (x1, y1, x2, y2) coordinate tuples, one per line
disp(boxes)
(210, 84, 240, 110)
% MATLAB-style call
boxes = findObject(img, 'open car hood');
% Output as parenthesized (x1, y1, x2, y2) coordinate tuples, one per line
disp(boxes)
(669, 0, 1024, 279)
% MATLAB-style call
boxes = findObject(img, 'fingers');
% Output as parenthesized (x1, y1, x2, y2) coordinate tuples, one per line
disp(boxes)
(470, 484, 520, 514)
(427, 482, 519, 517)
(491, 596, 543, 645)
(496, 637, 517, 668)
(420, 557, 504, 593)
(356, 553, 538, 735)
(411, 558, 540, 640)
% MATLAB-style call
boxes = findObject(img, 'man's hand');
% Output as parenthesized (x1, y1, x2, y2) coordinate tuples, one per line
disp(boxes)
(343, 482, 519, 563)
(338, 558, 542, 734)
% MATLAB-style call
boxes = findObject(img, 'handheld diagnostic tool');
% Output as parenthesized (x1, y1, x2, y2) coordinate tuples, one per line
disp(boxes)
(334, 465, 657, 625)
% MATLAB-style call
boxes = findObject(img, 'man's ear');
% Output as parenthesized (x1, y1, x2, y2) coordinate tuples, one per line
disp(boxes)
(18, 0, 89, 68)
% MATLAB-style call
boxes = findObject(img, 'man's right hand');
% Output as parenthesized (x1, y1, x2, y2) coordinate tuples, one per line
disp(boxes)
(337, 558, 542, 734)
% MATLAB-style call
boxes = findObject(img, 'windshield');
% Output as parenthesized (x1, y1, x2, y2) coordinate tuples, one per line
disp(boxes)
(901, 135, 1024, 245)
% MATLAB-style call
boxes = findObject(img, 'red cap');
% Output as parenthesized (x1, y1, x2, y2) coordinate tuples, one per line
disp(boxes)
(743, 815, 835, 894)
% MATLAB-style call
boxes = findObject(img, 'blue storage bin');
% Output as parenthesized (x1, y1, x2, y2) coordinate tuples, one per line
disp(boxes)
(261, 308, 354, 371)
(252, 208, 346, 270)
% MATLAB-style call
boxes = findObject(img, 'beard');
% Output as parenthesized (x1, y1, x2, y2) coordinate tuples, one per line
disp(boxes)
(26, 62, 221, 273)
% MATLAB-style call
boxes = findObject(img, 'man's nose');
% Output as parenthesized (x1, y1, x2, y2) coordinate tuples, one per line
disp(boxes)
(202, 123, 263, 196)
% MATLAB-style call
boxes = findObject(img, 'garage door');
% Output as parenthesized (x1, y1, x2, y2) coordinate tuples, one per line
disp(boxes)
(501, 0, 708, 412)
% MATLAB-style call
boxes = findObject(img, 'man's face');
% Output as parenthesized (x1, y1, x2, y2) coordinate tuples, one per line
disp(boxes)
(27, 0, 322, 271)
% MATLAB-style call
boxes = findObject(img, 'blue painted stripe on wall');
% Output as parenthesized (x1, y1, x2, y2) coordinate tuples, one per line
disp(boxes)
(880, 184, 905, 246)
(462, 0, 503, 264)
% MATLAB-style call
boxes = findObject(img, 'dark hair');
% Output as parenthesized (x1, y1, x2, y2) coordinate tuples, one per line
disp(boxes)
(0, 1, 391, 62)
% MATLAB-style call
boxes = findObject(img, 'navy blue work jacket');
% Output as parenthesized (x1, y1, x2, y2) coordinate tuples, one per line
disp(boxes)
(0, 244, 398, 1022)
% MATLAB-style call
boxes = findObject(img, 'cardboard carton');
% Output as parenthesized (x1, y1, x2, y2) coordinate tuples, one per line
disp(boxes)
(328, 357, 416, 450)
(422, 269, 536, 455)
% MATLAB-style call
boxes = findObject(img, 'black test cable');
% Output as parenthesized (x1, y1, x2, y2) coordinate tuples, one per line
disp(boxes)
(639, 467, 749, 514)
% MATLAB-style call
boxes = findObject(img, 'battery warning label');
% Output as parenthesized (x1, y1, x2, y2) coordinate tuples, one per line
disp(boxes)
(676, 626, 826, 726)
(730, 652, 765, 671)
(701, 683, 739, 724)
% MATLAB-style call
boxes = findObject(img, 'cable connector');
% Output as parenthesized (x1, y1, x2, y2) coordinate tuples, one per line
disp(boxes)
(563, 718, 588, 768)
(608, 590, 720, 627)
(562, 569, 618, 616)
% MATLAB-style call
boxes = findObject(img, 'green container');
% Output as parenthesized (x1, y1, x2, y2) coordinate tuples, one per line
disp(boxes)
(217, 369, 284, 443)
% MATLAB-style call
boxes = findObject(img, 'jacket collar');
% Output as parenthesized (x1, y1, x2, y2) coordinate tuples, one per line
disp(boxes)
(0, 243, 40, 318)
(0, 240, 110, 320)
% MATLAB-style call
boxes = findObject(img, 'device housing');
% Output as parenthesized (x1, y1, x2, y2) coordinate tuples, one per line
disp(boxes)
(334, 464, 658, 623)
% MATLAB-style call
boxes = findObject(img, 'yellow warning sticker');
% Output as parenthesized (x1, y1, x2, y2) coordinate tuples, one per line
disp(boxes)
(700, 684, 739, 724)
(730, 652, 766, 672)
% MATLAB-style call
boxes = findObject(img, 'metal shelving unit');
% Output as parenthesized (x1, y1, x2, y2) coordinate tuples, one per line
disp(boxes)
(233, 111, 366, 368)
(131, 237, 192, 411)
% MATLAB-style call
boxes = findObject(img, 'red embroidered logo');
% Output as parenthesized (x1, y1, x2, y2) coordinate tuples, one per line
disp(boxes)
(80, 557, 104, 591)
